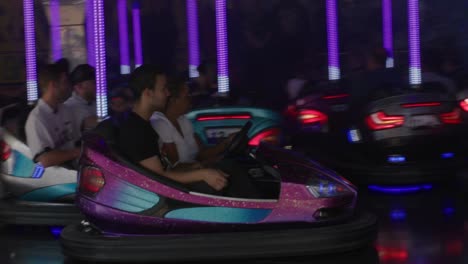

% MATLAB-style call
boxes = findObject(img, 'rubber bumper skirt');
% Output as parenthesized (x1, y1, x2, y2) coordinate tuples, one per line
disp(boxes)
(0, 199, 82, 225)
(61, 212, 377, 263)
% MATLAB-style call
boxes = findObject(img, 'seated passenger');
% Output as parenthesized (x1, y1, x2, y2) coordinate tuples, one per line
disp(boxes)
(65, 64, 98, 132)
(188, 61, 218, 108)
(25, 64, 81, 168)
(151, 77, 233, 168)
(349, 47, 403, 108)
(117, 65, 228, 192)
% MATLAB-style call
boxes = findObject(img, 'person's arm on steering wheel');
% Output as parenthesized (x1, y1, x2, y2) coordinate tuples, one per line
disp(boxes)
(140, 156, 228, 191)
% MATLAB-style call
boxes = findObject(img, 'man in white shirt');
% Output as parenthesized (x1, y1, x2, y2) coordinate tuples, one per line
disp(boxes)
(25, 64, 81, 168)
(151, 111, 200, 164)
(65, 64, 98, 132)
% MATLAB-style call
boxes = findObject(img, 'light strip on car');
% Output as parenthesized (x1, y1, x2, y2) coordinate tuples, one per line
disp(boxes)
(408, 0, 421, 86)
(382, 0, 394, 68)
(401, 102, 441, 108)
(326, 0, 340, 81)
(23, 0, 38, 103)
(187, 0, 200, 78)
(132, 1, 143, 68)
(322, 93, 349, 100)
(215, 0, 229, 94)
(196, 114, 251, 121)
(118, 0, 130, 74)
(50, 0, 62, 62)
(93, 0, 108, 118)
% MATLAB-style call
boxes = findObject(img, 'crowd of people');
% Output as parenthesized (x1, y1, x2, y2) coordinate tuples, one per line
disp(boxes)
(20, 38, 468, 185)
(21, 59, 262, 198)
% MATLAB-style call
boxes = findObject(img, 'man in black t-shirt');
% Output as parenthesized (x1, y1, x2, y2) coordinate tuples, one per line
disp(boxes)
(118, 65, 228, 191)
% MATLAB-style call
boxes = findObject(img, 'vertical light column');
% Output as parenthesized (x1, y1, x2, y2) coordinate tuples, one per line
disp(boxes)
(326, 0, 340, 81)
(132, 1, 143, 68)
(408, 0, 421, 86)
(382, 0, 394, 68)
(93, 0, 108, 118)
(118, 0, 130, 74)
(50, 0, 62, 61)
(23, 0, 38, 103)
(187, 0, 200, 78)
(215, 0, 229, 94)
(86, 0, 96, 66)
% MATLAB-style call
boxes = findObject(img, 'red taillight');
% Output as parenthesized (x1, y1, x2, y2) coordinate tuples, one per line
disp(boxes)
(366, 111, 404, 130)
(297, 110, 328, 125)
(79, 166, 105, 195)
(322, 93, 349, 100)
(248, 128, 281, 147)
(460, 99, 468, 112)
(401, 102, 441, 108)
(0, 140, 11, 161)
(196, 114, 251, 121)
(440, 109, 462, 124)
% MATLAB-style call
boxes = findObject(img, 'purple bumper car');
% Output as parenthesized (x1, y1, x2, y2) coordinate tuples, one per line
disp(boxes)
(61, 120, 377, 262)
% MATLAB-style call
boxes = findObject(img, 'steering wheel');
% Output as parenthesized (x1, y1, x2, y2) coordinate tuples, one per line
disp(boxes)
(224, 121, 252, 156)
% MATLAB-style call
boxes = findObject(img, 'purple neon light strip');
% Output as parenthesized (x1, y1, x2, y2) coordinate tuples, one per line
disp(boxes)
(50, 0, 62, 61)
(23, 0, 38, 103)
(408, 0, 421, 85)
(132, 2, 143, 68)
(118, 0, 130, 74)
(187, 0, 200, 78)
(382, 0, 394, 68)
(86, 0, 96, 67)
(326, 0, 340, 81)
(93, 0, 108, 118)
(215, 0, 229, 93)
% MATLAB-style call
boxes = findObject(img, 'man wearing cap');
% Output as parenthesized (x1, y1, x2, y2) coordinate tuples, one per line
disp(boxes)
(65, 64, 98, 132)
(25, 64, 81, 168)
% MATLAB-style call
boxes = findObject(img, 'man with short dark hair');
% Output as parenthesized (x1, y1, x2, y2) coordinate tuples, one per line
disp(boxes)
(118, 65, 228, 191)
(25, 64, 81, 168)
(55, 58, 70, 75)
(65, 64, 98, 132)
